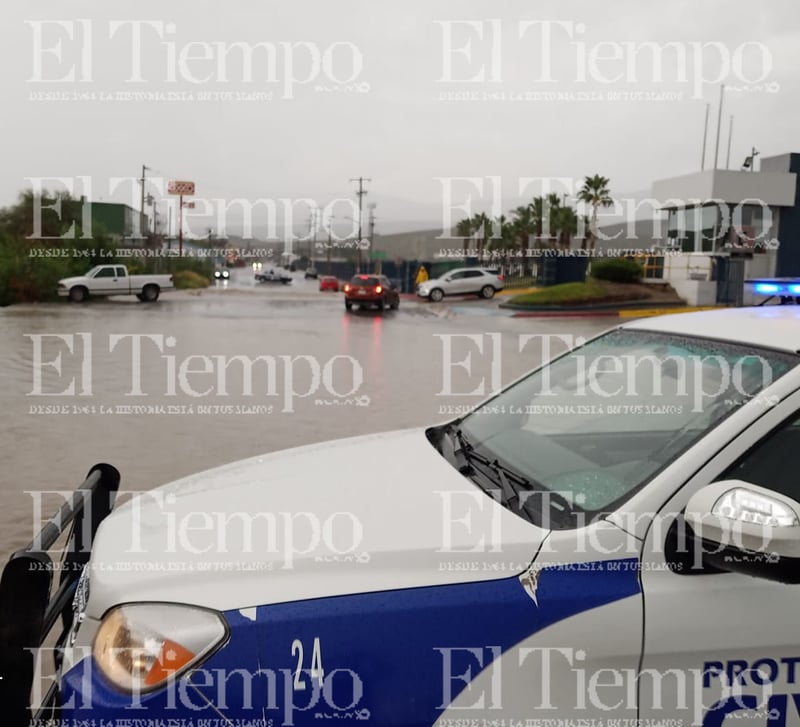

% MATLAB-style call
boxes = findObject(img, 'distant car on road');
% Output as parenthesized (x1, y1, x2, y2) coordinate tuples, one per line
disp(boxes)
(343, 274, 400, 312)
(214, 269, 230, 280)
(319, 275, 339, 292)
(57, 265, 174, 303)
(305, 267, 319, 279)
(255, 268, 292, 285)
(417, 267, 504, 302)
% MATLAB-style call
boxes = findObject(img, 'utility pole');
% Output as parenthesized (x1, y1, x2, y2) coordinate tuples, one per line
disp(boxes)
(139, 165, 150, 240)
(311, 208, 318, 267)
(349, 177, 371, 273)
(368, 204, 377, 273)
(326, 216, 334, 275)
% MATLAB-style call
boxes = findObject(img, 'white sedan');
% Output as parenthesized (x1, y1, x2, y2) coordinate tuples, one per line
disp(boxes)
(417, 266, 504, 301)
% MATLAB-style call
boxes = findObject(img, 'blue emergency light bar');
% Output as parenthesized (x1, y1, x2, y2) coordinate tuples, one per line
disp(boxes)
(746, 278, 800, 302)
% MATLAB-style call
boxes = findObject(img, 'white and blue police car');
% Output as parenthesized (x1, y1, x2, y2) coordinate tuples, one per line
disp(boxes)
(4, 306, 800, 727)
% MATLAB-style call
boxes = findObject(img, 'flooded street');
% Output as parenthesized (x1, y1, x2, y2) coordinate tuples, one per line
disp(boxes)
(0, 274, 614, 553)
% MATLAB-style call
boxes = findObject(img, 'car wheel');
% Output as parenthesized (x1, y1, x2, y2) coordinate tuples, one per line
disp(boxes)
(480, 285, 495, 299)
(376, 298, 385, 312)
(136, 293, 145, 301)
(345, 300, 353, 311)
(429, 287, 444, 302)
(141, 284, 160, 302)
(390, 297, 399, 310)
(68, 286, 88, 303)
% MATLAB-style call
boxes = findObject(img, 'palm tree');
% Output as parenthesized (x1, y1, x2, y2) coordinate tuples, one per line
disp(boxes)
(472, 212, 491, 261)
(530, 195, 562, 249)
(455, 217, 474, 262)
(510, 204, 535, 270)
(488, 215, 515, 266)
(578, 174, 613, 250)
(553, 205, 579, 250)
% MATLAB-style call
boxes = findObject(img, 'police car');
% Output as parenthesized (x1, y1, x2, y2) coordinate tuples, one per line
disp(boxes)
(4, 306, 800, 726)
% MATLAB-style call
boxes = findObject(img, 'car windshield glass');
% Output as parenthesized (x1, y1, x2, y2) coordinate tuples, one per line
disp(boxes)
(455, 329, 798, 524)
(85, 266, 101, 277)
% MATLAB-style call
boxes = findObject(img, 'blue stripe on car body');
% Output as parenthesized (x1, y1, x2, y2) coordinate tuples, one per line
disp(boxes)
(60, 557, 641, 725)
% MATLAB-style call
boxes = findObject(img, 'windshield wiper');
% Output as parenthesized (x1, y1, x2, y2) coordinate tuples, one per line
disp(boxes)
(487, 459, 525, 505)
(438, 425, 574, 527)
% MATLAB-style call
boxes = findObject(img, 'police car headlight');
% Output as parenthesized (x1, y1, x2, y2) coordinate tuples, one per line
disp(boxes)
(93, 604, 227, 693)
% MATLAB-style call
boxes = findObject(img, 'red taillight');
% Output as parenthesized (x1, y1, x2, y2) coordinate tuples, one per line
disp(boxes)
(344, 284, 350, 292)
(375, 285, 382, 294)
(359, 275, 369, 279)
(497, 275, 503, 281)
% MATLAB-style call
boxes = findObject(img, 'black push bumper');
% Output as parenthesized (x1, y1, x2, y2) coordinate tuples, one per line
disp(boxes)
(0, 463, 120, 726)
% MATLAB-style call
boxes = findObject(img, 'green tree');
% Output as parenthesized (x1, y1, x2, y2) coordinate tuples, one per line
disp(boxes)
(487, 215, 515, 266)
(510, 204, 535, 268)
(578, 174, 613, 250)
(455, 217, 475, 261)
(472, 212, 492, 261)
(0, 189, 118, 305)
(553, 205, 579, 250)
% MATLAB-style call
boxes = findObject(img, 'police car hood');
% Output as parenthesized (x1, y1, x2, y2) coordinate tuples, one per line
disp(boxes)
(86, 429, 546, 616)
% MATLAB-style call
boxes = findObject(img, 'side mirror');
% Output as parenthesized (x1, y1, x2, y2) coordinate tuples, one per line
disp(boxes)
(684, 480, 800, 584)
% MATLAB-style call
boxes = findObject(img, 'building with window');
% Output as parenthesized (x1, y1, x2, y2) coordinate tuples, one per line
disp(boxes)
(63, 199, 148, 241)
(652, 154, 799, 272)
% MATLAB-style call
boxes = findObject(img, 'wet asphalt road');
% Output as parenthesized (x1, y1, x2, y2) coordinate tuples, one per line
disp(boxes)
(0, 268, 616, 553)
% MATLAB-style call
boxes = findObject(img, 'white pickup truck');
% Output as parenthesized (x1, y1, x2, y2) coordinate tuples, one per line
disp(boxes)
(57, 264, 174, 302)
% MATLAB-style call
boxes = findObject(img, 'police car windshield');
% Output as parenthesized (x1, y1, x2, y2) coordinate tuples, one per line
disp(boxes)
(458, 329, 798, 522)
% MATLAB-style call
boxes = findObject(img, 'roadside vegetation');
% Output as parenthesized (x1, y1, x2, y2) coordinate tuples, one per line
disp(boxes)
(506, 256, 686, 307)
(0, 190, 213, 306)
(509, 280, 651, 307)
(172, 270, 211, 289)
(454, 174, 614, 266)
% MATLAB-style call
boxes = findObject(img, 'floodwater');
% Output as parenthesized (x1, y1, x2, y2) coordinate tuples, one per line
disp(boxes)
(0, 270, 614, 554)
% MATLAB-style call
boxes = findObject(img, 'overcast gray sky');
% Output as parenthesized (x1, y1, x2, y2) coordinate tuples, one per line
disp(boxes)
(2, 0, 799, 236)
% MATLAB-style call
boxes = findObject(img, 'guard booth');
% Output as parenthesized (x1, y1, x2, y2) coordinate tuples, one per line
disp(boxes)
(537, 256, 589, 286)
(715, 255, 746, 306)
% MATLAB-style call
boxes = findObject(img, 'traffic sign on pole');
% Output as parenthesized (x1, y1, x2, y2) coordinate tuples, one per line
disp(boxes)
(168, 180, 195, 196)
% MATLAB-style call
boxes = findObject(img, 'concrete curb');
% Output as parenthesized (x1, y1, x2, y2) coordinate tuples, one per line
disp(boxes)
(507, 305, 724, 319)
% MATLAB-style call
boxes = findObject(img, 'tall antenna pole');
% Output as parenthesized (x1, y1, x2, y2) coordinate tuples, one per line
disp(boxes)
(725, 116, 734, 169)
(713, 84, 725, 170)
(349, 177, 371, 273)
(701, 103, 710, 171)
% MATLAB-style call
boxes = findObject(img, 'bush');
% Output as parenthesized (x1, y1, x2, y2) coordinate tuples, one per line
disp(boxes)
(171, 270, 210, 289)
(0, 235, 120, 306)
(590, 258, 643, 283)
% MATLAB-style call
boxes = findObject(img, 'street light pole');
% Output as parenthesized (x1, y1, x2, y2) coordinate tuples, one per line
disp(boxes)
(701, 103, 710, 171)
(326, 216, 334, 275)
(726, 116, 734, 169)
(713, 84, 725, 170)
(179, 195, 184, 257)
